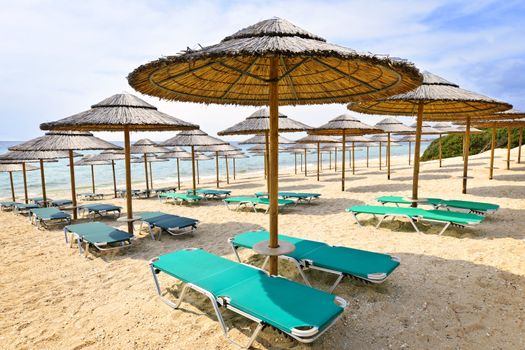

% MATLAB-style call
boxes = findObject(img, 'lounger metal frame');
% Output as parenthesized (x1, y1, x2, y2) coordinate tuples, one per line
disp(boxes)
(77, 193, 104, 201)
(159, 194, 202, 206)
(139, 219, 199, 240)
(377, 200, 497, 216)
(229, 238, 399, 293)
(30, 211, 71, 230)
(78, 206, 121, 220)
(224, 200, 291, 214)
(149, 248, 348, 349)
(64, 227, 134, 257)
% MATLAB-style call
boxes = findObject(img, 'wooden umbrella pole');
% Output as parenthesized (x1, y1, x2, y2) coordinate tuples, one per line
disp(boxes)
(348, 149, 351, 171)
(366, 146, 369, 168)
(233, 158, 236, 180)
(149, 162, 154, 190)
(379, 141, 382, 170)
(387, 133, 391, 179)
(68, 150, 78, 220)
(215, 151, 220, 188)
(268, 56, 279, 276)
(191, 146, 196, 194)
(265, 131, 270, 190)
(304, 148, 307, 176)
(438, 135, 443, 167)
(341, 131, 346, 191)
(352, 141, 356, 175)
(39, 159, 47, 207)
(294, 153, 297, 174)
(335, 147, 338, 172)
(518, 127, 523, 164)
(489, 128, 496, 180)
(329, 150, 332, 170)
(176, 158, 181, 190)
(22, 162, 28, 204)
(225, 156, 230, 184)
(111, 160, 117, 198)
(408, 141, 411, 165)
(197, 160, 200, 184)
(320, 150, 323, 171)
(9, 171, 15, 202)
(91, 164, 95, 193)
(124, 128, 133, 233)
(300, 152, 303, 172)
(412, 102, 424, 206)
(462, 116, 471, 194)
(506, 127, 511, 170)
(316, 142, 320, 181)
(143, 153, 150, 197)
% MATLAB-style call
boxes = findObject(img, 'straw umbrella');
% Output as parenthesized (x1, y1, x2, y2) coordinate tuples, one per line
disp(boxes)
(320, 144, 338, 171)
(374, 117, 413, 179)
(158, 147, 192, 190)
(341, 135, 375, 171)
(220, 151, 248, 180)
(73, 155, 109, 194)
(88, 150, 131, 198)
(312, 114, 382, 190)
(0, 163, 38, 202)
(0, 150, 80, 207)
(161, 130, 225, 194)
(295, 135, 338, 181)
(40, 93, 198, 232)
(350, 71, 511, 199)
(196, 143, 240, 187)
(286, 144, 316, 176)
(128, 17, 422, 275)
(130, 139, 172, 197)
(133, 154, 169, 190)
(396, 134, 432, 165)
(219, 108, 311, 191)
(179, 152, 212, 185)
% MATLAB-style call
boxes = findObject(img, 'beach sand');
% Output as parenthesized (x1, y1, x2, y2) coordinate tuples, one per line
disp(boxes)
(1, 147, 524, 349)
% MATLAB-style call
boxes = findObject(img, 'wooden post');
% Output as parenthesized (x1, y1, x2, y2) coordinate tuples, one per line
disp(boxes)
(304, 148, 307, 176)
(438, 134, 443, 167)
(149, 161, 154, 190)
(124, 128, 133, 233)
(22, 162, 28, 204)
(518, 127, 523, 164)
(39, 159, 47, 207)
(316, 142, 320, 181)
(143, 153, 149, 197)
(9, 171, 15, 202)
(387, 133, 391, 179)
(215, 151, 220, 188)
(412, 102, 424, 206)
(348, 149, 351, 171)
(506, 127, 511, 170)
(489, 128, 496, 180)
(90, 164, 95, 193)
(268, 56, 279, 276)
(176, 158, 181, 190)
(225, 156, 230, 184)
(191, 145, 196, 195)
(352, 141, 356, 175)
(341, 130, 346, 191)
(366, 145, 369, 167)
(233, 158, 236, 180)
(329, 149, 332, 170)
(68, 150, 78, 220)
(462, 116, 471, 194)
(300, 152, 303, 172)
(379, 141, 382, 170)
(264, 131, 270, 191)
(294, 153, 297, 174)
(111, 160, 117, 198)
(197, 160, 200, 184)
(334, 147, 338, 172)
(408, 141, 412, 165)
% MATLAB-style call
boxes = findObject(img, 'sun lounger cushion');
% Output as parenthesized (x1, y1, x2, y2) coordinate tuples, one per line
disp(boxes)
(139, 211, 199, 230)
(50, 199, 73, 207)
(79, 203, 121, 213)
(224, 197, 294, 206)
(376, 196, 499, 213)
(65, 222, 133, 245)
(188, 189, 231, 197)
(256, 192, 321, 200)
(160, 193, 203, 201)
(30, 207, 71, 220)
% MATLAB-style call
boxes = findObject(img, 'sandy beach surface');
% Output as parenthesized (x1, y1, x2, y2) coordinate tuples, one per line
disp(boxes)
(1, 147, 524, 350)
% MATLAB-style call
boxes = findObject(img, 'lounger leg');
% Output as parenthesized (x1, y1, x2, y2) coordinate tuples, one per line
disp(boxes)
(292, 260, 311, 287)
(376, 215, 387, 229)
(229, 242, 242, 262)
(328, 274, 345, 294)
(438, 222, 451, 236)
(408, 217, 420, 233)
(150, 267, 191, 309)
(63, 228, 69, 244)
(261, 256, 270, 270)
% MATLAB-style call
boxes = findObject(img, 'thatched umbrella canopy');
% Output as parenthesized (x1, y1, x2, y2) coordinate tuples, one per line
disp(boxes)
(128, 16, 423, 275)
(73, 155, 111, 194)
(431, 122, 460, 167)
(0, 150, 80, 207)
(40, 93, 198, 232)
(397, 134, 432, 165)
(219, 108, 311, 191)
(219, 151, 248, 180)
(349, 71, 511, 198)
(0, 163, 38, 202)
(239, 134, 295, 145)
(87, 150, 133, 198)
(161, 130, 226, 193)
(179, 152, 212, 185)
(158, 147, 192, 190)
(9, 131, 120, 217)
(131, 139, 172, 197)
(375, 117, 413, 179)
(196, 143, 240, 187)
(285, 143, 316, 176)
(296, 135, 338, 181)
(133, 154, 169, 190)
(311, 114, 383, 190)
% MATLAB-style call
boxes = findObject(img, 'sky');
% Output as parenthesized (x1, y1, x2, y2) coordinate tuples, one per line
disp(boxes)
(0, 0, 523, 142)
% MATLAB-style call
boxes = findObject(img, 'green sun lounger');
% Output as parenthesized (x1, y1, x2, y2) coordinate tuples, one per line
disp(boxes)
(224, 196, 295, 213)
(159, 192, 203, 205)
(255, 191, 321, 203)
(29, 197, 49, 206)
(229, 231, 400, 293)
(64, 222, 134, 256)
(0, 201, 18, 211)
(347, 205, 484, 235)
(376, 195, 499, 215)
(78, 203, 122, 219)
(186, 188, 231, 199)
(77, 193, 104, 200)
(139, 211, 199, 240)
(116, 189, 140, 198)
(29, 207, 71, 229)
(50, 199, 73, 208)
(153, 187, 177, 194)
(14, 202, 40, 214)
(149, 248, 347, 348)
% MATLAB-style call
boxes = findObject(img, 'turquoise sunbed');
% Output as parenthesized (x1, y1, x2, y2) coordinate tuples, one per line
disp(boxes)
(224, 196, 295, 213)
(0, 201, 18, 211)
(159, 192, 203, 205)
(376, 195, 499, 215)
(78, 203, 122, 219)
(64, 222, 134, 256)
(29, 197, 49, 205)
(29, 207, 71, 229)
(347, 205, 484, 235)
(255, 191, 321, 203)
(149, 248, 347, 347)
(77, 193, 104, 200)
(14, 202, 40, 214)
(50, 199, 73, 208)
(186, 188, 231, 199)
(116, 189, 140, 198)
(229, 231, 400, 293)
(153, 187, 177, 194)
(139, 211, 199, 240)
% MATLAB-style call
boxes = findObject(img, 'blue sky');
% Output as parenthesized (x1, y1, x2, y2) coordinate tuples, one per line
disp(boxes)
(0, 0, 523, 141)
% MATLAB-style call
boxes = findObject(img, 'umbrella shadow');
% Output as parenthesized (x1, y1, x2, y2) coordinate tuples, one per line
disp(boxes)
(467, 185, 525, 199)
(492, 173, 525, 181)
(346, 182, 412, 193)
(289, 198, 365, 216)
(394, 174, 451, 181)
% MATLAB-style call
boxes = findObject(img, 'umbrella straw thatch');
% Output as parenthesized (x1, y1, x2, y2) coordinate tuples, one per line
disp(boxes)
(0, 163, 38, 202)
(158, 147, 192, 190)
(131, 139, 172, 197)
(128, 16, 423, 277)
(40, 93, 198, 232)
(349, 71, 511, 199)
(295, 134, 338, 181)
(88, 150, 131, 198)
(196, 143, 239, 187)
(374, 117, 413, 179)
